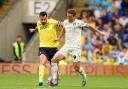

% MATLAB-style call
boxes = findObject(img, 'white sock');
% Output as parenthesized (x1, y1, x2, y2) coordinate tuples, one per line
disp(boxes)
(51, 63, 58, 78)
(79, 66, 87, 80)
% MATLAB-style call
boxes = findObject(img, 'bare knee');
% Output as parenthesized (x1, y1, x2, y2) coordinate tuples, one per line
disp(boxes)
(51, 53, 65, 63)
(51, 58, 58, 63)
(73, 62, 80, 72)
(74, 66, 80, 72)
(40, 54, 47, 65)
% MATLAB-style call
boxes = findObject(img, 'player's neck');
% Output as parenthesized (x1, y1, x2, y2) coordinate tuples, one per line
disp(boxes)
(68, 19, 75, 23)
(41, 22, 47, 25)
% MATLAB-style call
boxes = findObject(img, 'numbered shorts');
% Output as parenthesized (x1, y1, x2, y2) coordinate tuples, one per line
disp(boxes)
(58, 45, 81, 62)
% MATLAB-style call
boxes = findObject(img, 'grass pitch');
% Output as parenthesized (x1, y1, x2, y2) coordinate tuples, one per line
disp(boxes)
(0, 74, 128, 89)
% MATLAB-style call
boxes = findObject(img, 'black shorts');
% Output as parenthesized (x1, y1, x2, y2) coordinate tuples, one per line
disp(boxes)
(38, 47, 58, 62)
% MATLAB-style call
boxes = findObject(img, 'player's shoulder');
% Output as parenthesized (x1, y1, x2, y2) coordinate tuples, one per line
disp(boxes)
(75, 19, 84, 24)
(63, 19, 68, 23)
(37, 20, 41, 26)
(48, 18, 58, 23)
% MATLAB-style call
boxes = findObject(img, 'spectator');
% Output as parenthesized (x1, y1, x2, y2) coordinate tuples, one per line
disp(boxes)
(122, 23, 128, 48)
(121, 0, 128, 12)
(113, 23, 123, 40)
(96, 18, 104, 31)
(92, 37, 102, 56)
(79, 10, 88, 22)
(86, 15, 96, 28)
(85, 0, 102, 10)
(102, 41, 113, 61)
(84, 37, 93, 63)
(117, 47, 128, 64)
(119, 13, 128, 26)
(92, 51, 103, 63)
(101, 0, 111, 10)
(12, 35, 25, 63)
(107, 31, 117, 46)
(103, 24, 111, 41)
(111, 0, 122, 9)
(109, 7, 123, 20)
(111, 45, 120, 62)
(94, 6, 106, 19)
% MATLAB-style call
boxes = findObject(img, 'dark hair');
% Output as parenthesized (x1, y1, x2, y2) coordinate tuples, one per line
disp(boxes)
(67, 9, 76, 16)
(17, 35, 22, 38)
(39, 11, 47, 16)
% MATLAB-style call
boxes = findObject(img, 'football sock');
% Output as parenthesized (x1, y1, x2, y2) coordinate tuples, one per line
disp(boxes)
(79, 66, 87, 80)
(51, 63, 58, 78)
(39, 65, 45, 82)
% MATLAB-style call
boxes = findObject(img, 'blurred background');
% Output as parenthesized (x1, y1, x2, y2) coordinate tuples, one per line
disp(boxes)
(0, 1, 128, 89)
(0, 0, 128, 65)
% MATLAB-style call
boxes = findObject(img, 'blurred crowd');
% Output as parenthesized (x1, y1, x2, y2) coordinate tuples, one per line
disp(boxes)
(79, 0, 128, 65)
(0, 0, 8, 9)
(65, 0, 128, 65)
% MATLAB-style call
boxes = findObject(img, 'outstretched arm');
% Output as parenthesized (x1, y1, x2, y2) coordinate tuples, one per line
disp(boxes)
(29, 26, 37, 33)
(82, 23, 105, 35)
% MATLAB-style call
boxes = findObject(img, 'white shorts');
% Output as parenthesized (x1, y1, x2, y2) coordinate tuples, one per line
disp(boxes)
(57, 45, 81, 62)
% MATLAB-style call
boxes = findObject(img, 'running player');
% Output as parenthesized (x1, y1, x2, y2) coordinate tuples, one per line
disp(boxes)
(30, 11, 62, 86)
(50, 9, 105, 86)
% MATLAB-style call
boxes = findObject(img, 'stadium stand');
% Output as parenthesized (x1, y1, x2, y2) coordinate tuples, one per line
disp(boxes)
(70, 0, 128, 65)
(0, 0, 14, 17)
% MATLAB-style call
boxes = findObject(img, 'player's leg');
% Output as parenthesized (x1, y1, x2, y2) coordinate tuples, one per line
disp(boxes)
(47, 48, 58, 81)
(72, 49, 87, 86)
(51, 52, 65, 78)
(38, 48, 48, 86)
(51, 45, 68, 78)
(73, 62, 87, 86)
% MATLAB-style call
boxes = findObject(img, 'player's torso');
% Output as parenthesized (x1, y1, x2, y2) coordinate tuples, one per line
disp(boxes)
(63, 19, 82, 47)
(37, 19, 59, 47)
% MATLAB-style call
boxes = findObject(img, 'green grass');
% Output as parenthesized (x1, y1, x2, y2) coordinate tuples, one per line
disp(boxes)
(0, 74, 128, 89)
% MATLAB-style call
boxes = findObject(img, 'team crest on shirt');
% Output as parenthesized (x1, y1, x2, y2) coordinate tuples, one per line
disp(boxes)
(73, 23, 76, 26)
(40, 24, 49, 30)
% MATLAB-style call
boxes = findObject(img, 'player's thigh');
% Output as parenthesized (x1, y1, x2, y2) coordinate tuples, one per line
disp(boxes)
(51, 52, 65, 63)
(52, 45, 68, 63)
(38, 47, 48, 65)
(39, 54, 48, 65)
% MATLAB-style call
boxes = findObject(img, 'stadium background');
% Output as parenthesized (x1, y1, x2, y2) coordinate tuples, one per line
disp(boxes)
(0, 0, 128, 89)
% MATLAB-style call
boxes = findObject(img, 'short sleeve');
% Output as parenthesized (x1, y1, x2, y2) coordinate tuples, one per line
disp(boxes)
(79, 20, 88, 27)
(37, 20, 41, 26)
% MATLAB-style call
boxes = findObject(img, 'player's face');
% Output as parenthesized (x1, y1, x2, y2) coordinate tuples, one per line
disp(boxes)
(67, 13, 75, 22)
(39, 15, 48, 25)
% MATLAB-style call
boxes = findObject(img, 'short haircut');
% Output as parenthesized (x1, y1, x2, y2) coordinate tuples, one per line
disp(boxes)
(67, 9, 76, 16)
(39, 11, 47, 16)
(17, 35, 22, 38)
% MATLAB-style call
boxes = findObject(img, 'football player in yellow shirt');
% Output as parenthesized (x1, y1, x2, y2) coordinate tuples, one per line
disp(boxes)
(30, 11, 62, 86)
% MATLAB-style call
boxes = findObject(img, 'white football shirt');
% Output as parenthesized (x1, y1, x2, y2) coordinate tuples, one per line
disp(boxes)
(63, 19, 86, 48)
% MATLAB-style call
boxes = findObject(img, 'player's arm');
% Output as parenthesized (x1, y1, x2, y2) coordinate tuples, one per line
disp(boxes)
(82, 23, 105, 35)
(54, 28, 65, 42)
(29, 26, 37, 33)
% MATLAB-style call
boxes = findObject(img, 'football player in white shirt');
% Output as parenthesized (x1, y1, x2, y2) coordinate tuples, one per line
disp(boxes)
(51, 9, 105, 86)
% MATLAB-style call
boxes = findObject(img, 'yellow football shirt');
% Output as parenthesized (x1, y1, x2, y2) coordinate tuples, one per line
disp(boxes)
(37, 18, 60, 47)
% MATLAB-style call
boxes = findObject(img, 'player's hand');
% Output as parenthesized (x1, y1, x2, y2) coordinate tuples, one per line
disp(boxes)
(29, 28, 35, 33)
(53, 38, 60, 42)
(100, 31, 106, 36)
